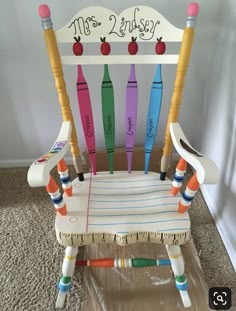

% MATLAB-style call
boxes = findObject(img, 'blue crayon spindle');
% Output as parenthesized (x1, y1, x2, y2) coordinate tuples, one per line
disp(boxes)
(144, 64, 163, 174)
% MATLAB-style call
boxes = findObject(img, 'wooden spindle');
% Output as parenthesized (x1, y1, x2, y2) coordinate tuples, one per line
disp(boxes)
(57, 159, 72, 197)
(46, 175, 67, 215)
(178, 171, 200, 213)
(101, 64, 115, 174)
(38, 5, 84, 181)
(160, 2, 199, 180)
(76, 257, 171, 268)
(171, 157, 187, 195)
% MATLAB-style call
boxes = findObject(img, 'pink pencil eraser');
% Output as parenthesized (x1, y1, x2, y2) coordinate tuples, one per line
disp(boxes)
(38, 4, 51, 18)
(187, 2, 199, 17)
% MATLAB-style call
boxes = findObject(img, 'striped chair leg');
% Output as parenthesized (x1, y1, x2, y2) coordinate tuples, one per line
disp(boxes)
(46, 175, 67, 215)
(56, 246, 79, 309)
(166, 245, 191, 308)
(57, 159, 73, 197)
(171, 157, 187, 195)
(179, 172, 200, 213)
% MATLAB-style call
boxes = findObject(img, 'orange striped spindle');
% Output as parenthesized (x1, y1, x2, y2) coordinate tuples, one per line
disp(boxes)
(57, 159, 72, 197)
(76, 258, 171, 268)
(178, 172, 199, 213)
(171, 157, 187, 195)
(46, 175, 67, 215)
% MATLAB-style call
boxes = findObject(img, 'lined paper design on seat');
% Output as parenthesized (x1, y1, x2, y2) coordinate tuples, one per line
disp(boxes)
(56, 171, 191, 246)
(86, 172, 190, 233)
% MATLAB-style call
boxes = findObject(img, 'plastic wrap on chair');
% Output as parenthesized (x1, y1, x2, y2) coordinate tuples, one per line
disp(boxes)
(80, 241, 209, 311)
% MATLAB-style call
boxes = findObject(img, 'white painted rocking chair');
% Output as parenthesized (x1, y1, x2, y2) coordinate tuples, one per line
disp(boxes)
(27, 3, 218, 309)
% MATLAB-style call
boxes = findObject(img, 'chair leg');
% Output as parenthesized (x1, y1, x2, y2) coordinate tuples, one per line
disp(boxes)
(166, 245, 191, 308)
(56, 246, 78, 309)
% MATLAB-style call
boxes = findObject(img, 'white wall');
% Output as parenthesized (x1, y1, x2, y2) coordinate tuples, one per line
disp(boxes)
(201, 0, 236, 270)
(0, 0, 221, 167)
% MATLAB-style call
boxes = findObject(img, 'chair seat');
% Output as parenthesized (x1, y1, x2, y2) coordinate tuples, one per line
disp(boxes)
(55, 171, 191, 246)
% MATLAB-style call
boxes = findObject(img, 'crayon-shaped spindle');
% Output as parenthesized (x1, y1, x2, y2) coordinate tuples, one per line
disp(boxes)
(178, 172, 199, 213)
(57, 159, 72, 197)
(46, 175, 67, 215)
(171, 157, 187, 195)
(101, 64, 115, 174)
(38, 5, 84, 182)
(144, 64, 163, 174)
(76, 257, 171, 268)
(125, 64, 138, 174)
(76, 65, 96, 175)
(160, 2, 199, 181)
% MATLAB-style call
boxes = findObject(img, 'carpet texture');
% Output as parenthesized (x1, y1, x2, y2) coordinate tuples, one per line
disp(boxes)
(0, 166, 235, 310)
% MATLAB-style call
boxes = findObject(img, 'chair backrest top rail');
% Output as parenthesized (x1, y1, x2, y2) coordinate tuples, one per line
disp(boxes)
(55, 6, 184, 44)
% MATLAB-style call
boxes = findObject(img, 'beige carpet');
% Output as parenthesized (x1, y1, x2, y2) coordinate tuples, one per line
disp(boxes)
(0, 165, 235, 310)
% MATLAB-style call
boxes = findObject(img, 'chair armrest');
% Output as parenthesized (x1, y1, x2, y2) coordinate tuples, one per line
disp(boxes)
(27, 121, 72, 187)
(170, 122, 219, 184)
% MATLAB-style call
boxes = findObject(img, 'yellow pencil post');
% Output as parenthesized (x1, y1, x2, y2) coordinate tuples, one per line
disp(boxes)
(160, 2, 199, 180)
(38, 5, 84, 181)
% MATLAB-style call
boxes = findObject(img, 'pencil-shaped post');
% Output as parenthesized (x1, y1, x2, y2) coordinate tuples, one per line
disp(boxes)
(46, 175, 67, 215)
(171, 157, 187, 195)
(101, 64, 115, 174)
(160, 2, 199, 180)
(179, 172, 199, 213)
(57, 159, 72, 197)
(144, 64, 163, 174)
(38, 5, 84, 181)
(125, 64, 138, 173)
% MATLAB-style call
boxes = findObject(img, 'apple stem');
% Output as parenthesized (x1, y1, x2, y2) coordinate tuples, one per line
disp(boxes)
(157, 37, 163, 42)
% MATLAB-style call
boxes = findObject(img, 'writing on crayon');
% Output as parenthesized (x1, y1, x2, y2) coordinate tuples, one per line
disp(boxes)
(85, 114, 93, 137)
(109, 8, 160, 40)
(127, 117, 134, 135)
(147, 118, 154, 137)
(68, 16, 101, 36)
(105, 115, 113, 135)
(35, 141, 66, 164)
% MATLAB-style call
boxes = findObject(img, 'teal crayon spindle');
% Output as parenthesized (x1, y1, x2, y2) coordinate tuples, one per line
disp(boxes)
(144, 64, 163, 174)
(101, 64, 115, 174)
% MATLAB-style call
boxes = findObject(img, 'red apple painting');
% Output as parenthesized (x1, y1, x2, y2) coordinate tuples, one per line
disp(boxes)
(155, 37, 166, 55)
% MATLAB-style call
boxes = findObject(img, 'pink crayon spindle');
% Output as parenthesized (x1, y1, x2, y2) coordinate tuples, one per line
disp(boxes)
(125, 64, 138, 173)
(57, 159, 72, 197)
(76, 65, 96, 175)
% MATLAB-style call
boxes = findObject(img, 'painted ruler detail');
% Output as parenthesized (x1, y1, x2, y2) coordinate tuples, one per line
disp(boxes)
(56, 231, 191, 247)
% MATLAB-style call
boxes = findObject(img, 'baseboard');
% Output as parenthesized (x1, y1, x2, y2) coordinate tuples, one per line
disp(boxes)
(201, 185, 236, 271)
(0, 157, 74, 168)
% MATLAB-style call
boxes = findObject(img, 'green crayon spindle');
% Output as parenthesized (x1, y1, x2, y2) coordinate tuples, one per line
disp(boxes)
(101, 64, 115, 173)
